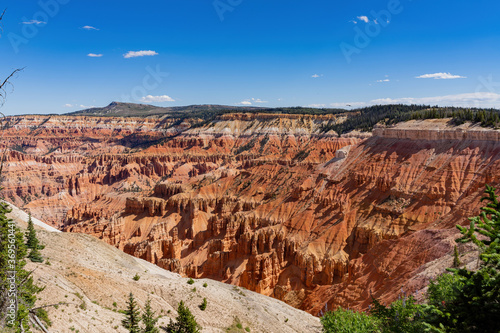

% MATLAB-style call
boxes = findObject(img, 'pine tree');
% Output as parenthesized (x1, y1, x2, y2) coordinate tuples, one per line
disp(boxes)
(0, 201, 44, 331)
(25, 213, 43, 263)
(163, 301, 201, 333)
(142, 297, 159, 333)
(425, 185, 500, 332)
(25, 213, 37, 249)
(452, 245, 461, 268)
(122, 293, 141, 333)
(27, 240, 43, 263)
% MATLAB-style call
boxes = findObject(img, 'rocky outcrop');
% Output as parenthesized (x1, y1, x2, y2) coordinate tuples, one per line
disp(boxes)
(3, 115, 499, 315)
(373, 119, 500, 141)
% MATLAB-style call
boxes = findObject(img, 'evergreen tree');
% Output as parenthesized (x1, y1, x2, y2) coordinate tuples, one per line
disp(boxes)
(25, 213, 43, 263)
(27, 240, 43, 263)
(424, 185, 500, 332)
(0, 201, 44, 331)
(25, 213, 43, 262)
(452, 245, 461, 268)
(163, 301, 201, 333)
(122, 293, 141, 333)
(142, 297, 159, 333)
(25, 213, 37, 249)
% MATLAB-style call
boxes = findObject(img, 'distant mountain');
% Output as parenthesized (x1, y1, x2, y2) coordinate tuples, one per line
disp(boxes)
(66, 101, 262, 117)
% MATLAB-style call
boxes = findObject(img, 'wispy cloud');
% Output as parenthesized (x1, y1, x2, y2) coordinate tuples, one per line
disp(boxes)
(312, 74, 323, 78)
(22, 20, 46, 25)
(328, 92, 500, 109)
(87, 53, 103, 57)
(372, 92, 499, 107)
(376, 79, 390, 83)
(330, 102, 367, 108)
(65, 104, 95, 108)
(82, 25, 99, 30)
(237, 98, 268, 105)
(140, 95, 175, 103)
(123, 50, 159, 59)
(416, 72, 467, 80)
(357, 16, 369, 23)
(308, 104, 326, 108)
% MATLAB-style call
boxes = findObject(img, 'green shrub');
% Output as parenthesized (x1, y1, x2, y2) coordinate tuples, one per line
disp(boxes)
(133, 273, 140, 281)
(371, 295, 425, 333)
(321, 307, 379, 333)
(187, 278, 195, 285)
(199, 298, 207, 311)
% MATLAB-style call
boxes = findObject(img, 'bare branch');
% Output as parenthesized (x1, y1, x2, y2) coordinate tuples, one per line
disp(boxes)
(0, 68, 24, 91)
(0, 9, 6, 38)
(30, 314, 49, 333)
(0, 68, 24, 109)
(16, 268, 38, 290)
(30, 302, 75, 312)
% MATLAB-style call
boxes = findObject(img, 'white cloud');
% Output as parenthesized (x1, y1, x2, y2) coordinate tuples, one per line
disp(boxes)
(87, 53, 103, 57)
(238, 98, 268, 105)
(140, 95, 175, 103)
(357, 16, 369, 23)
(327, 92, 500, 109)
(350, 20, 358, 24)
(123, 50, 159, 59)
(330, 102, 367, 108)
(416, 72, 467, 80)
(376, 79, 390, 83)
(64, 104, 95, 108)
(371, 92, 500, 107)
(308, 104, 326, 108)
(82, 25, 99, 30)
(312, 74, 323, 78)
(22, 20, 46, 25)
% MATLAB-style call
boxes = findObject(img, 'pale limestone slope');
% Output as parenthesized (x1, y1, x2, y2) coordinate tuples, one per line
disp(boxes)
(8, 205, 320, 333)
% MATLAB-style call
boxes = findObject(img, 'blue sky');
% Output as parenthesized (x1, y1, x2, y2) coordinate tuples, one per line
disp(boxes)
(1, 0, 500, 115)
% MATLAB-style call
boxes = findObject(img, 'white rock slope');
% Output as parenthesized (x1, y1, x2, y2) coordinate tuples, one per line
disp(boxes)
(8, 204, 321, 333)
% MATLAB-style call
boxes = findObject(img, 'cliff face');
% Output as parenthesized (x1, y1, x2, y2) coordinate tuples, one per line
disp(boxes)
(2, 115, 499, 314)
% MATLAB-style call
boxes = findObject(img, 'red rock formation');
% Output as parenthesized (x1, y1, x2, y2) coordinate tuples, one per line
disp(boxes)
(2, 115, 499, 315)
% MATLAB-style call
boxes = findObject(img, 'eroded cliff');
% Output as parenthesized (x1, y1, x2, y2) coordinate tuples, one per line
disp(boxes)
(2, 115, 497, 314)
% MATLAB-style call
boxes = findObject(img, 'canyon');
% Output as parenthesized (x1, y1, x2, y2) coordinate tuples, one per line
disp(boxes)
(1, 110, 496, 315)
